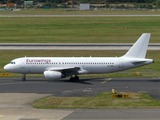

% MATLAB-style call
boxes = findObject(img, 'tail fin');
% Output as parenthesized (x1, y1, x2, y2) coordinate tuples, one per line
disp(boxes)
(122, 33, 151, 58)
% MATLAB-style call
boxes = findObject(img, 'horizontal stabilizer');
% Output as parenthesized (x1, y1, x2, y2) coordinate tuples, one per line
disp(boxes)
(132, 61, 147, 65)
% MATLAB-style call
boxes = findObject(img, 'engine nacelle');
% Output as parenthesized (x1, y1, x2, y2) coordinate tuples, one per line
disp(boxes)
(44, 71, 66, 79)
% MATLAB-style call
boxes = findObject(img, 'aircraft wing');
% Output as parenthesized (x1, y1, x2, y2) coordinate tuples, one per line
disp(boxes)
(47, 67, 80, 72)
(45, 66, 90, 76)
(45, 67, 81, 76)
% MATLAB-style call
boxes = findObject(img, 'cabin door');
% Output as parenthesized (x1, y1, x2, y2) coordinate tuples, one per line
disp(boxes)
(20, 59, 25, 68)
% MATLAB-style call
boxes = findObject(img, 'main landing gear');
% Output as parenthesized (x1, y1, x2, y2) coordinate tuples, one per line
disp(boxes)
(69, 75, 79, 82)
(22, 73, 26, 81)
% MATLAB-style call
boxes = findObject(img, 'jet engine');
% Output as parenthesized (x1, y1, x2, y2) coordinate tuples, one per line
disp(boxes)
(44, 71, 66, 79)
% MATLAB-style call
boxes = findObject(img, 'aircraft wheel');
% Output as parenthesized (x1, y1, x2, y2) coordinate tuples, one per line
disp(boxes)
(69, 77, 74, 82)
(74, 75, 79, 81)
(22, 78, 26, 81)
(69, 75, 79, 82)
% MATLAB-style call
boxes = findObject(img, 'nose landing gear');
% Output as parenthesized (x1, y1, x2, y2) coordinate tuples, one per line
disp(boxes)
(22, 73, 26, 81)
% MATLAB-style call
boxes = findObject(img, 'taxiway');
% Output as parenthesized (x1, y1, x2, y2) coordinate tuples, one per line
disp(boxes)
(0, 77, 160, 120)
(0, 43, 160, 50)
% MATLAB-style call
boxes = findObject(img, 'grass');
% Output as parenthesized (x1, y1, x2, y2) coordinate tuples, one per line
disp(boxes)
(0, 16, 160, 43)
(31, 92, 160, 109)
(1, 50, 160, 78)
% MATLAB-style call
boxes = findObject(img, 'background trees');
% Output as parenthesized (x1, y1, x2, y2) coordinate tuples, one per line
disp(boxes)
(0, 0, 158, 4)
(0, 0, 160, 9)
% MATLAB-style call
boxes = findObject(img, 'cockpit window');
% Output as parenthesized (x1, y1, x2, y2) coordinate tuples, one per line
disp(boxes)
(10, 62, 16, 64)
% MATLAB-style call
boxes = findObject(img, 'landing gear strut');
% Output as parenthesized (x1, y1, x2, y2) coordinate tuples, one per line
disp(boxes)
(69, 75, 79, 82)
(22, 73, 26, 81)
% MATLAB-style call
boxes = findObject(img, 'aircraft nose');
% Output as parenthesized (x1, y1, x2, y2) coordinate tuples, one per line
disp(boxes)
(4, 64, 10, 71)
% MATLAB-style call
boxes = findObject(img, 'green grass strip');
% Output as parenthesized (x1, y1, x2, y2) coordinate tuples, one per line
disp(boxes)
(0, 16, 160, 43)
(31, 92, 160, 109)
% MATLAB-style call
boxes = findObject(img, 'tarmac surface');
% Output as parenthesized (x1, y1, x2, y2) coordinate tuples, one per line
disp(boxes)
(0, 77, 160, 120)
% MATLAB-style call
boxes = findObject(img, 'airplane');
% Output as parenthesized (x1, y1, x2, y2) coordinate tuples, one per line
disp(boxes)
(4, 33, 154, 81)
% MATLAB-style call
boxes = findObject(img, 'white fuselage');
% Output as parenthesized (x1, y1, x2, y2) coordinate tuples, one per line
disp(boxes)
(4, 57, 153, 75)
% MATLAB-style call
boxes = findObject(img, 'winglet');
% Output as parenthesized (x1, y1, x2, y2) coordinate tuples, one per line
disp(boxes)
(122, 33, 151, 58)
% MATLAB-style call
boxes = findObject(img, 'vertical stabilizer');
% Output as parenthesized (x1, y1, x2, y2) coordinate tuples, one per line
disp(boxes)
(122, 33, 151, 58)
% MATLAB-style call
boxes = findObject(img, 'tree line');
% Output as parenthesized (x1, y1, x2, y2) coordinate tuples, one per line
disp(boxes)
(0, 0, 158, 4)
(1, 0, 160, 9)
